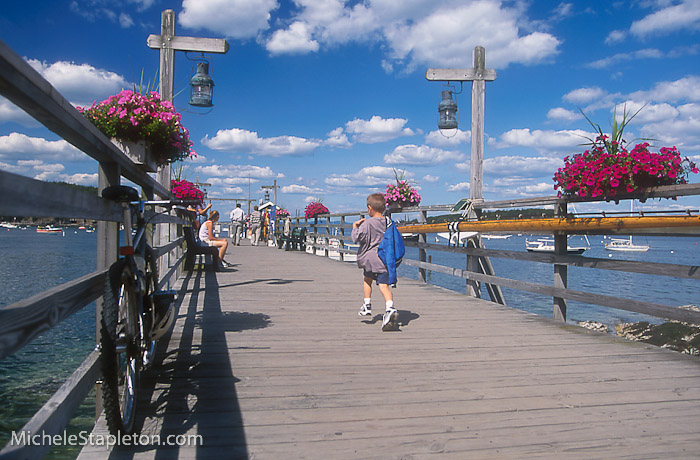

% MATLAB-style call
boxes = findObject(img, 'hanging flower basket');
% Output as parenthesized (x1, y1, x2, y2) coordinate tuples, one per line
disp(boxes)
(79, 90, 196, 168)
(305, 201, 329, 219)
(171, 179, 204, 203)
(385, 170, 421, 210)
(110, 138, 156, 172)
(553, 106, 698, 200)
(554, 142, 698, 199)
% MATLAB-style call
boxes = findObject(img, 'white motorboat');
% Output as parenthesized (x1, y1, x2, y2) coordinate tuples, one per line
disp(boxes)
(525, 238, 587, 255)
(36, 225, 63, 234)
(481, 234, 512, 240)
(605, 237, 650, 252)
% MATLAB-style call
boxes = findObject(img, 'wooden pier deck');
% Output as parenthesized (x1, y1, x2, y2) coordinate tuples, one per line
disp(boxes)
(77, 243, 700, 460)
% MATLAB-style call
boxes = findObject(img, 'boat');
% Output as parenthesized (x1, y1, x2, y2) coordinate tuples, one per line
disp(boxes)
(36, 226, 63, 234)
(525, 238, 587, 255)
(481, 234, 512, 240)
(605, 236, 650, 252)
(401, 233, 419, 242)
(1, 222, 18, 229)
(604, 200, 651, 252)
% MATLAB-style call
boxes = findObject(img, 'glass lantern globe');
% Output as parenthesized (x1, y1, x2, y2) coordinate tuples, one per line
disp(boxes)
(189, 62, 214, 107)
(437, 89, 458, 130)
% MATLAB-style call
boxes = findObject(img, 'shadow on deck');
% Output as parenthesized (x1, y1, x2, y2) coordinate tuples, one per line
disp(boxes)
(78, 243, 700, 460)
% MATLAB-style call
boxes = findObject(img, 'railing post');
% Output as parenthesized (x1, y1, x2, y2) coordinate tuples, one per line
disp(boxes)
(553, 202, 567, 321)
(96, 161, 120, 418)
(325, 216, 331, 258)
(154, 166, 173, 287)
(339, 216, 346, 262)
(418, 210, 427, 283)
(466, 210, 481, 298)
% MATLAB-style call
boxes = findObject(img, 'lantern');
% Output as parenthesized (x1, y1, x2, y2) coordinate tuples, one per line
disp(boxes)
(437, 89, 458, 130)
(189, 62, 214, 107)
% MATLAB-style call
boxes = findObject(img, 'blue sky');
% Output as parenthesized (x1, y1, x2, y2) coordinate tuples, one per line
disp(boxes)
(1, 0, 699, 217)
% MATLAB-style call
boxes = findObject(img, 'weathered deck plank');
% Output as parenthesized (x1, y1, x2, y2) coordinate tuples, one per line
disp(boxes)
(77, 243, 700, 460)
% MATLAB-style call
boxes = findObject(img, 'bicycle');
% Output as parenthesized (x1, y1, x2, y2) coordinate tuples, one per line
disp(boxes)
(99, 185, 197, 435)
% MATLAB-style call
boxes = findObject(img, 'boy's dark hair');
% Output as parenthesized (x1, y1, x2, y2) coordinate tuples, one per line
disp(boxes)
(367, 193, 386, 213)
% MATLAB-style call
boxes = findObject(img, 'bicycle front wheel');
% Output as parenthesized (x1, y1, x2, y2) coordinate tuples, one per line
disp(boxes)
(100, 260, 141, 435)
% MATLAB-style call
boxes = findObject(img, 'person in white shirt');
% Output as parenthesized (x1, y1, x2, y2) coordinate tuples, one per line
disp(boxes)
(229, 203, 246, 246)
(198, 210, 232, 268)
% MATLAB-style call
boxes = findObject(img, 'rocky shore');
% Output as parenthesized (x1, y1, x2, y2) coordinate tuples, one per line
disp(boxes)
(579, 305, 700, 356)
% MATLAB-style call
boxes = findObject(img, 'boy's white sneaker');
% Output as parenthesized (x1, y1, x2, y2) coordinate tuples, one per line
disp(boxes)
(358, 304, 372, 316)
(382, 307, 398, 331)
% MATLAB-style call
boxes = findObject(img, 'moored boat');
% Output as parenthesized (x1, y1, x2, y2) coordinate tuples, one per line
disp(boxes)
(36, 226, 63, 234)
(525, 238, 587, 255)
(605, 237, 650, 252)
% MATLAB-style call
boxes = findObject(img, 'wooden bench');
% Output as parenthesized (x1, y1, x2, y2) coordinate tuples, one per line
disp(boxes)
(183, 226, 220, 271)
(277, 227, 307, 251)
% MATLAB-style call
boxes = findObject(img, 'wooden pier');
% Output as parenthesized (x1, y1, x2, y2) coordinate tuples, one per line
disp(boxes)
(77, 243, 700, 460)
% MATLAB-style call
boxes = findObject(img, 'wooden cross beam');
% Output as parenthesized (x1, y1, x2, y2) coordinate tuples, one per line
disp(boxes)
(146, 9, 229, 104)
(426, 46, 496, 201)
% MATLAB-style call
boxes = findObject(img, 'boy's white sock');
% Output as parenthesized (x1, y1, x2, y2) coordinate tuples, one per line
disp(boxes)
(364, 298, 372, 306)
(385, 300, 394, 310)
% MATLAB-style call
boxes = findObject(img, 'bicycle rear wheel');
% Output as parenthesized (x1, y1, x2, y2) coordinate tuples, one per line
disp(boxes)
(100, 260, 141, 435)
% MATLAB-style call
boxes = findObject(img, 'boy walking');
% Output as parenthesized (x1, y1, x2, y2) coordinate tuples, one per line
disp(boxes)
(352, 193, 398, 331)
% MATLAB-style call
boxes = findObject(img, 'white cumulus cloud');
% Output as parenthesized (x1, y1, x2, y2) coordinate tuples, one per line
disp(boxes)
(345, 115, 414, 143)
(325, 165, 400, 188)
(267, 21, 319, 54)
(179, 0, 279, 39)
(0, 133, 87, 162)
(202, 128, 321, 156)
(26, 59, 128, 106)
(547, 107, 581, 122)
(384, 144, 465, 165)
(194, 164, 284, 179)
(630, 0, 700, 38)
(281, 184, 324, 194)
(495, 128, 591, 154)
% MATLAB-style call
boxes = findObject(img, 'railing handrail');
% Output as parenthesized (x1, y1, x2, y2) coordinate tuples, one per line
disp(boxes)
(286, 183, 700, 221)
(0, 38, 167, 196)
(0, 38, 192, 460)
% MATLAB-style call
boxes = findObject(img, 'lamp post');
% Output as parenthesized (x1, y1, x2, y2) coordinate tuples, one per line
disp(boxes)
(426, 46, 497, 299)
(426, 46, 496, 202)
(147, 9, 228, 287)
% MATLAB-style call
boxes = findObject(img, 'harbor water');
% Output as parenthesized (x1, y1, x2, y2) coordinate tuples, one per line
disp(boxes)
(1, 227, 698, 458)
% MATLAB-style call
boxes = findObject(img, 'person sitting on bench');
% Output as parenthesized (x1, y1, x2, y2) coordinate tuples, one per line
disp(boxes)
(198, 210, 233, 268)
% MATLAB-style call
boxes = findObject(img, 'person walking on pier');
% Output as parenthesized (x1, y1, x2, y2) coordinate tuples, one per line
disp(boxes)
(352, 193, 398, 331)
(199, 210, 233, 268)
(229, 203, 246, 246)
(250, 205, 262, 246)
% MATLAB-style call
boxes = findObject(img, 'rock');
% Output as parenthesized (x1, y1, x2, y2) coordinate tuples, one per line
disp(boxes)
(615, 318, 700, 356)
(578, 321, 609, 333)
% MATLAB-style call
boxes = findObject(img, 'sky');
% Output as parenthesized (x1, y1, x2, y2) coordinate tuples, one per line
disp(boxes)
(1, 0, 699, 218)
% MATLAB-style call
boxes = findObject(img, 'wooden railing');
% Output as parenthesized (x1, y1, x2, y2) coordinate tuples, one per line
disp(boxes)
(288, 192, 700, 326)
(0, 39, 189, 459)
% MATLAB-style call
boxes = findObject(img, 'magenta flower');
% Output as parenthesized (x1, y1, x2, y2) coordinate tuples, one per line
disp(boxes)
(304, 201, 330, 219)
(171, 179, 204, 203)
(78, 90, 195, 166)
(554, 141, 698, 199)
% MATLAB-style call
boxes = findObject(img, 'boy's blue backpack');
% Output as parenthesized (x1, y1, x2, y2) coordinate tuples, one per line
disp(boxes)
(377, 216, 405, 286)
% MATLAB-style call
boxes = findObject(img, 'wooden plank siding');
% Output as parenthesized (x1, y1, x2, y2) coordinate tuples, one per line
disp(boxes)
(78, 243, 700, 460)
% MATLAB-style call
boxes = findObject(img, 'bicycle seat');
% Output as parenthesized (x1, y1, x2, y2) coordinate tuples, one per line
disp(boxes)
(102, 185, 140, 203)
